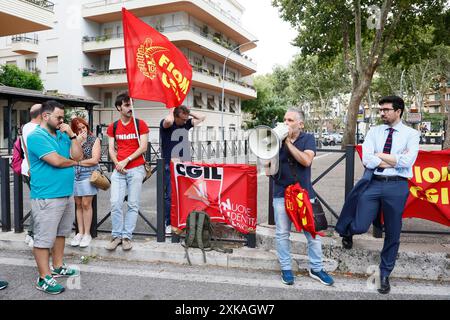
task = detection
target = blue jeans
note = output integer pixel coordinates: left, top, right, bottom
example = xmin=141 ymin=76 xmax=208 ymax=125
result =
xmin=273 ymin=197 xmax=323 ymax=272
xmin=110 ymin=165 xmax=146 ymax=240
xmin=164 ymin=164 xmax=171 ymax=226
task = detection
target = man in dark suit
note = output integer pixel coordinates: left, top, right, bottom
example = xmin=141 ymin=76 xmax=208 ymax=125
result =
xmin=336 ymin=96 xmax=420 ymax=294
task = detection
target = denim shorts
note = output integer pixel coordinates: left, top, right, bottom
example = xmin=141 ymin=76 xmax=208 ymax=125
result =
xmin=73 ymin=165 xmax=98 ymax=197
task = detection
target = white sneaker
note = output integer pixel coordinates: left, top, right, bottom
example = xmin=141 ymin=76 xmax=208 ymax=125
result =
xmin=79 ymin=234 xmax=92 ymax=248
xmin=28 ymin=237 xmax=34 ymax=248
xmin=70 ymin=233 xmax=83 ymax=247
xmin=25 ymin=234 xmax=32 ymax=244
xmin=165 ymin=225 xmax=172 ymax=234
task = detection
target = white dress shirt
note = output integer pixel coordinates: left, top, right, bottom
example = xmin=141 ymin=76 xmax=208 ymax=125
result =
xmin=362 ymin=121 xmax=420 ymax=178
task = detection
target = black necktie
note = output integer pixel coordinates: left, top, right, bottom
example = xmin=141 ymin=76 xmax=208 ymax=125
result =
xmin=376 ymin=127 xmax=395 ymax=173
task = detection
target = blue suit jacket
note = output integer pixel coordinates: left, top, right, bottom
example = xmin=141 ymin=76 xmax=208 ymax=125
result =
xmin=335 ymin=169 xmax=382 ymax=236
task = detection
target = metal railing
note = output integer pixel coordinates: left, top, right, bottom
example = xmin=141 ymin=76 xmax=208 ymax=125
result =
xmin=82 ymin=68 xmax=127 ymax=77
xmin=191 ymin=65 xmax=256 ymax=91
xmin=23 ymin=0 xmax=55 ymax=12
xmin=82 ymin=0 xmax=242 ymax=26
xmin=81 ymin=65 xmax=255 ymax=91
xmin=12 ymin=36 xmax=39 ymax=45
xmin=266 ymin=145 xmax=450 ymax=237
xmin=82 ymin=33 xmax=124 ymax=43
xmin=81 ymin=26 xmax=255 ymax=64
xmin=2 ymin=143 xmax=450 ymax=251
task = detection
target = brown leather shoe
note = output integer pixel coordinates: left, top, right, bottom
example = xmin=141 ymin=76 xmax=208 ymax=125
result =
xmin=122 ymin=238 xmax=133 ymax=251
xmin=105 ymin=237 xmax=122 ymax=251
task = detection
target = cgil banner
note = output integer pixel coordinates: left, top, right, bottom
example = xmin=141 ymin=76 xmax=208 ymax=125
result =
xmin=170 ymin=162 xmax=257 ymax=234
xmin=356 ymin=145 xmax=450 ymax=226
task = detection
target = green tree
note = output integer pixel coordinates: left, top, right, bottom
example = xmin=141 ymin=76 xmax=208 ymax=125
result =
xmin=422 ymin=112 xmax=445 ymax=132
xmin=290 ymin=55 xmax=350 ymax=138
xmin=241 ymin=74 xmax=287 ymax=128
xmin=273 ymin=0 xmax=448 ymax=146
xmin=0 ymin=64 xmax=44 ymax=90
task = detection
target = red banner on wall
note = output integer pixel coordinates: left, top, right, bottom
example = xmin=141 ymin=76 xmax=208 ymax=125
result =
xmin=355 ymin=145 xmax=450 ymax=226
xmin=170 ymin=162 xmax=258 ymax=234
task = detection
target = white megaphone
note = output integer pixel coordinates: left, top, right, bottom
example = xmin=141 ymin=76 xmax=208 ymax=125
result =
xmin=248 ymin=123 xmax=289 ymax=160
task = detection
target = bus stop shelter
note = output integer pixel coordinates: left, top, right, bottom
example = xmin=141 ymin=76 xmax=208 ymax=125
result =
xmin=0 ymin=85 xmax=101 ymax=155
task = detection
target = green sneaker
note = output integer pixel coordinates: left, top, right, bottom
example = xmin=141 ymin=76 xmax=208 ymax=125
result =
xmin=36 ymin=275 xmax=65 ymax=295
xmin=51 ymin=264 xmax=80 ymax=278
xmin=0 ymin=280 xmax=8 ymax=290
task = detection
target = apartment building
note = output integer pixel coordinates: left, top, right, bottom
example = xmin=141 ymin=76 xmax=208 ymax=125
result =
xmin=0 ymin=0 xmax=56 ymax=150
xmin=423 ymin=82 xmax=450 ymax=114
xmin=0 ymin=0 xmax=258 ymax=143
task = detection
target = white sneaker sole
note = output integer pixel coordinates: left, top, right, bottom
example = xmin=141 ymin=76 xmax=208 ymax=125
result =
xmin=35 ymin=285 xmax=65 ymax=294
xmin=309 ymin=271 xmax=334 ymax=286
xmin=51 ymin=273 xmax=80 ymax=279
xmin=281 ymin=279 xmax=294 ymax=285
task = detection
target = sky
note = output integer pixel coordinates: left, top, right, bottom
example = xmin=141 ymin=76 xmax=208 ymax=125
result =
xmin=239 ymin=0 xmax=299 ymax=75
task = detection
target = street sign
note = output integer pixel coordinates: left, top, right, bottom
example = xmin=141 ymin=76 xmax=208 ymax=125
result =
xmin=406 ymin=112 xmax=422 ymax=124
xmin=357 ymin=113 xmax=364 ymax=123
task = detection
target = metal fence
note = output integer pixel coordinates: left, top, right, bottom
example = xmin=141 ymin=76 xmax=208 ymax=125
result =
xmin=2 ymin=139 xmax=449 ymax=243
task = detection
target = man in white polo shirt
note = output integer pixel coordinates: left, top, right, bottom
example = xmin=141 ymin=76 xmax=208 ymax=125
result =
xmin=22 ymin=104 xmax=42 ymax=248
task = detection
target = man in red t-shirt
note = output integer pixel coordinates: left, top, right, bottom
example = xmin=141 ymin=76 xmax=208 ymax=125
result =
xmin=105 ymin=92 xmax=149 ymax=251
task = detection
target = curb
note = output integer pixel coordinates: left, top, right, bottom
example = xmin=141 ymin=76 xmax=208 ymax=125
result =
xmin=0 ymin=230 xmax=337 ymax=274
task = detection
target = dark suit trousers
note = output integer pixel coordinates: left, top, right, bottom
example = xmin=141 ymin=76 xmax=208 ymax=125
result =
xmin=349 ymin=179 xmax=409 ymax=277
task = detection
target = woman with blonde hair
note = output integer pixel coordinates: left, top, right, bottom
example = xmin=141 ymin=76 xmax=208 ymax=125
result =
xmin=70 ymin=117 xmax=101 ymax=248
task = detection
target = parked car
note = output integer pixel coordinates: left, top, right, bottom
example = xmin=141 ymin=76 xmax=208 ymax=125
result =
xmin=322 ymin=133 xmax=342 ymax=146
xmin=356 ymin=133 xmax=365 ymax=144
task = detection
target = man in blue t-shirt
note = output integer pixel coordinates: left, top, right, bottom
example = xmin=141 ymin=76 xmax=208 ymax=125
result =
xmin=160 ymin=105 xmax=206 ymax=232
xmin=27 ymin=100 xmax=83 ymax=295
xmin=271 ymin=108 xmax=334 ymax=287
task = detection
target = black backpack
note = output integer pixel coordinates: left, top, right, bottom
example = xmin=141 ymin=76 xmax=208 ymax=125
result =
xmin=112 ymin=118 xmax=141 ymax=137
xmin=182 ymin=211 xmax=232 ymax=265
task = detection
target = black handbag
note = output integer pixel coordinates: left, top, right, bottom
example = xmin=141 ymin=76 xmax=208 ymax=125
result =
xmin=286 ymin=147 xmax=329 ymax=232
xmin=311 ymin=200 xmax=328 ymax=232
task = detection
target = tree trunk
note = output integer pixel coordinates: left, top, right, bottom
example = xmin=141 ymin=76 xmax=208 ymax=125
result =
xmin=342 ymin=76 xmax=373 ymax=148
xmin=444 ymin=110 xmax=450 ymax=150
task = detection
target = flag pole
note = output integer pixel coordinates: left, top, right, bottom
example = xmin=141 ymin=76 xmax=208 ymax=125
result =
xmin=130 ymin=97 xmax=141 ymax=148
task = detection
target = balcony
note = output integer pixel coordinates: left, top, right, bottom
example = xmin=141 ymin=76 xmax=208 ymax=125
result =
xmin=82 ymin=25 xmax=257 ymax=75
xmin=11 ymin=36 xmax=39 ymax=54
xmin=82 ymin=33 xmax=124 ymax=55
xmin=81 ymin=69 xmax=127 ymax=88
xmin=81 ymin=67 xmax=256 ymax=99
xmin=81 ymin=0 xmax=256 ymax=50
xmin=0 ymin=0 xmax=55 ymax=36
xmin=191 ymin=65 xmax=256 ymax=100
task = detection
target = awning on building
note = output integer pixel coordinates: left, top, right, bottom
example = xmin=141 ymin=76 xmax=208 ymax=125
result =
xmin=0 ymin=85 xmax=101 ymax=154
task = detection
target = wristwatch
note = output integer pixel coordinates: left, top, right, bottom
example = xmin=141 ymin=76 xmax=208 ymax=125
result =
xmin=70 ymin=135 xmax=77 ymax=140
xmin=127 ymin=157 xmax=132 ymax=162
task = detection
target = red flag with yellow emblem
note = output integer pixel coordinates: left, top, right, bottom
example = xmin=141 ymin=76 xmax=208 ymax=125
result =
xmin=122 ymin=7 xmax=192 ymax=107
xmin=285 ymin=183 xmax=322 ymax=238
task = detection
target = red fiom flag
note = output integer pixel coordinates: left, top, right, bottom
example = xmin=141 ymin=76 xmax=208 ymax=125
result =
xmin=356 ymin=145 xmax=450 ymax=226
xmin=122 ymin=8 xmax=192 ymax=107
